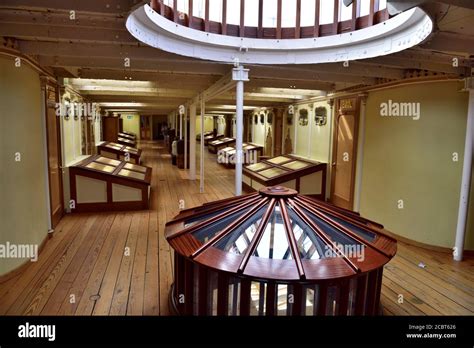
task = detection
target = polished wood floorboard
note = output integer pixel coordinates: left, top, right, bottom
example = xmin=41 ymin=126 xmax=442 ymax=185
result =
xmin=0 ymin=141 xmax=473 ymax=316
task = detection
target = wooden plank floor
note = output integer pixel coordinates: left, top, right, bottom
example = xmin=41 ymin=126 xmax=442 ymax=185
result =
xmin=0 ymin=140 xmax=473 ymax=316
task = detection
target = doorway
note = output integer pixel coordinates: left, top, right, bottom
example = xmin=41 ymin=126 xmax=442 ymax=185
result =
xmin=330 ymin=97 xmax=360 ymax=210
xmin=140 ymin=115 xmax=151 ymax=140
xmin=44 ymin=82 xmax=64 ymax=228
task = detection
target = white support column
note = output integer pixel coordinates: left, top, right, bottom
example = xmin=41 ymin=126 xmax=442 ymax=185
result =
xmin=184 ymin=106 xmax=188 ymax=170
xmin=200 ymin=96 xmax=205 ymax=193
xmin=326 ymin=99 xmax=335 ymax=201
xmin=454 ymin=78 xmax=474 ymax=261
xmin=232 ymin=66 xmax=250 ymax=196
xmin=190 ymin=103 xmax=197 ymax=180
xmin=179 ymin=108 xmax=183 ymax=139
xmin=353 ymin=93 xmax=368 ymax=212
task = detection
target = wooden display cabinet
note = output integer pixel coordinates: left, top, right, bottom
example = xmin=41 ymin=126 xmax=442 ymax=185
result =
xmin=243 ymin=155 xmax=327 ymax=200
xmin=217 ymin=143 xmax=264 ymax=167
xmin=69 ymin=155 xmax=151 ymax=212
xmin=97 ymin=141 xmax=142 ymax=164
xmin=208 ymin=137 xmax=235 ymax=154
xmin=117 ymin=136 xmax=136 ymax=147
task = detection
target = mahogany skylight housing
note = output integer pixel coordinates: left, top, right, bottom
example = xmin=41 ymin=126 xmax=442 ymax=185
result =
xmin=165 ymin=186 xmax=397 ymax=316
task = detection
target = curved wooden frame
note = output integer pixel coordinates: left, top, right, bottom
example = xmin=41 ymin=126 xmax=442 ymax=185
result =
xmin=150 ymin=0 xmax=389 ymax=40
xmin=165 ymin=186 xmax=397 ymax=316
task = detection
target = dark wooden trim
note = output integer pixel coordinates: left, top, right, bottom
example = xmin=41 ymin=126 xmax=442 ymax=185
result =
xmin=173 ymin=0 xmax=178 ymax=22
xmin=150 ymin=0 xmax=159 ymax=12
xmin=332 ymin=0 xmax=339 ymax=34
xmin=276 ymin=0 xmax=282 ymax=39
xmin=239 ymin=278 xmax=251 ymax=316
xmin=265 ymin=281 xmax=276 ymax=316
xmin=365 ymin=270 xmax=378 ymax=315
xmin=239 ymin=0 xmax=245 ymax=37
xmin=314 ymin=0 xmax=320 ymax=37
xmin=198 ymin=266 xmax=209 ymax=315
xmin=295 ymin=0 xmax=301 ymax=39
xmin=217 ymin=272 xmax=229 ymax=315
xmin=355 ymin=274 xmax=368 ymax=315
xmin=317 ymin=282 xmax=328 ymax=315
xmin=337 ymin=279 xmax=350 ymax=315
xmin=351 ymin=0 xmax=357 ymax=31
xmin=222 ymin=0 xmax=227 ymax=35
xmin=257 ymin=0 xmax=263 ymax=38
xmin=184 ymin=258 xmax=195 ymax=315
xmin=160 ymin=0 xmax=165 ymax=16
xmin=188 ymin=0 xmax=193 ymax=27
xmin=291 ymin=283 xmax=303 ymax=315
xmin=368 ymin=0 xmax=375 ymax=26
xmin=204 ymin=0 xmax=210 ymax=32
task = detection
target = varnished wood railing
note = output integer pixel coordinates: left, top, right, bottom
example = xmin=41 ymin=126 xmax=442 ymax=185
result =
xmin=149 ymin=0 xmax=389 ymax=39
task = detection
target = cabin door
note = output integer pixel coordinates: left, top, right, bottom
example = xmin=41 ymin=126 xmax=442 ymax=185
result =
xmin=44 ymin=82 xmax=64 ymax=228
xmin=330 ymin=97 xmax=360 ymax=210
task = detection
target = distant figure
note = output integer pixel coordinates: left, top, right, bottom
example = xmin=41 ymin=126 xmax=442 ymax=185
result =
xmin=213 ymin=128 xmax=217 ymax=137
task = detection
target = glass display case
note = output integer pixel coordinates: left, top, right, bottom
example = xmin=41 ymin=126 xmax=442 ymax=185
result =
xmin=97 ymin=141 xmax=142 ymax=164
xmin=243 ymin=154 xmax=327 ymax=200
xmin=207 ymin=137 xmax=235 ymax=154
xmin=69 ymin=155 xmax=151 ymax=212
xmin=196 ymin=131 xmax=213 ymax=141
xmin=118 ymin=131 xmax=136 ymax=140
xmin=117 ymin=136 xmax=137 ymax=147
xmin=165 ymin=186 xmax=397 ymax=316
xmin=217 ymin=143 xmax=264 ymax=166
xmin=203 ymin=134 xmax=224 ymax=145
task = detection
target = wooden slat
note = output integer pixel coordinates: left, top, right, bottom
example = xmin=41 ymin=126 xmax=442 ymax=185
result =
xmin=295 ymin=0 xmax=301 ymax=39
xmin=258 ymin=0 xmax=263 ymax=38
xmin=239 ymin=0 xmax=245 ymax=37
xmin=204 ymin=0 xmax=210 ymax=32
xmin=332 ymin=0 xmax=339 ymax=34
xmin=222 ymin=0 xmax=227 ymax=35
xmin=276 ymin=0 xmax=282 ymax=39
xmin=314 ymin=0 xmax=320 ymax=37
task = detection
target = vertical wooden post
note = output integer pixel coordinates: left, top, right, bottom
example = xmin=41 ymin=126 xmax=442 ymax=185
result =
xmin=240 ymin=0 xmax=245 ymax=37
xmin=189 ymin=0 xmax=194 ymax=28
xmin=222 ymin=0 xmax=228 ymax=35
xmin=205 ymin=0 xmax=210 ymax=32
xmin=368 ymin=0 xmax=375 ymax=26
xmin=295 ymin=0 xmax=301 ymax=38
xmin=276 ymin=0 xmax=282 ymax=39
xmin=160 ymin=0 xmax=165 ymax=15
xmin=333 ymin=0 xmax=339 ymax=34
xmin=258 ymin=0 xmax=264 ymax=38
xmin=351 ymin=0 xmax=357 ymax=31
xmin=150 ymin=0 xmax=159 ymax=12
xmin=173 ymin=0 xmax=178 ymax=22
xmin=314 ymin=0 xmax=320 ymax=37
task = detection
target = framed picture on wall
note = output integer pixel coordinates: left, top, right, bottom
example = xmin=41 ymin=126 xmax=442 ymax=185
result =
xmin=267 ymin=112 xmax=273 ymax=125
xmin=254 ymin=114 xmax=258 ymax=124
xmin=314 ymin=106 xmax=328 ymax=126
xmin=298 ymin=109 xmax=308 ymax=126
xmin=260 ymin=113 xmax=265 ymax=124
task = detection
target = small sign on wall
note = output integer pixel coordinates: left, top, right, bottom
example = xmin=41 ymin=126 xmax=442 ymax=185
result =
xmin=127 ymin=115 xmax=133 ymax=119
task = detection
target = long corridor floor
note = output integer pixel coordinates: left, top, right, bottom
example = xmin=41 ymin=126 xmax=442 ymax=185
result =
xmin=0 ymin=141 xmax=473 ymax=315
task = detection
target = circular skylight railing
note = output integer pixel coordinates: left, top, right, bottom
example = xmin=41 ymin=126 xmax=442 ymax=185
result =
xmin=127 ymin=0 xmax=433 ymax=64
xmin=165 ymin=186 xmax=397 ymax=316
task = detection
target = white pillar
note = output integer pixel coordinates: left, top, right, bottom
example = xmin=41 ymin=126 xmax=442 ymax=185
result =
xmin=200 ymin=97 xmax=205 ymax=193
xmin=353 ymin=93 xmax=368 ymax=212
xmin=179 ymin=109 xmax=183 ymax=139
xmin=232 ymin=66 xmax=249 ymax=196
xmin=454 ymin=79 xmax=474 ymax=261
xmin=184 ymin=107 xmax=188 ymax=170
xmin=190 ymin=103 xmax=196 ymax=180
xmin=326 ymin=99 xmax=335 ymax=200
